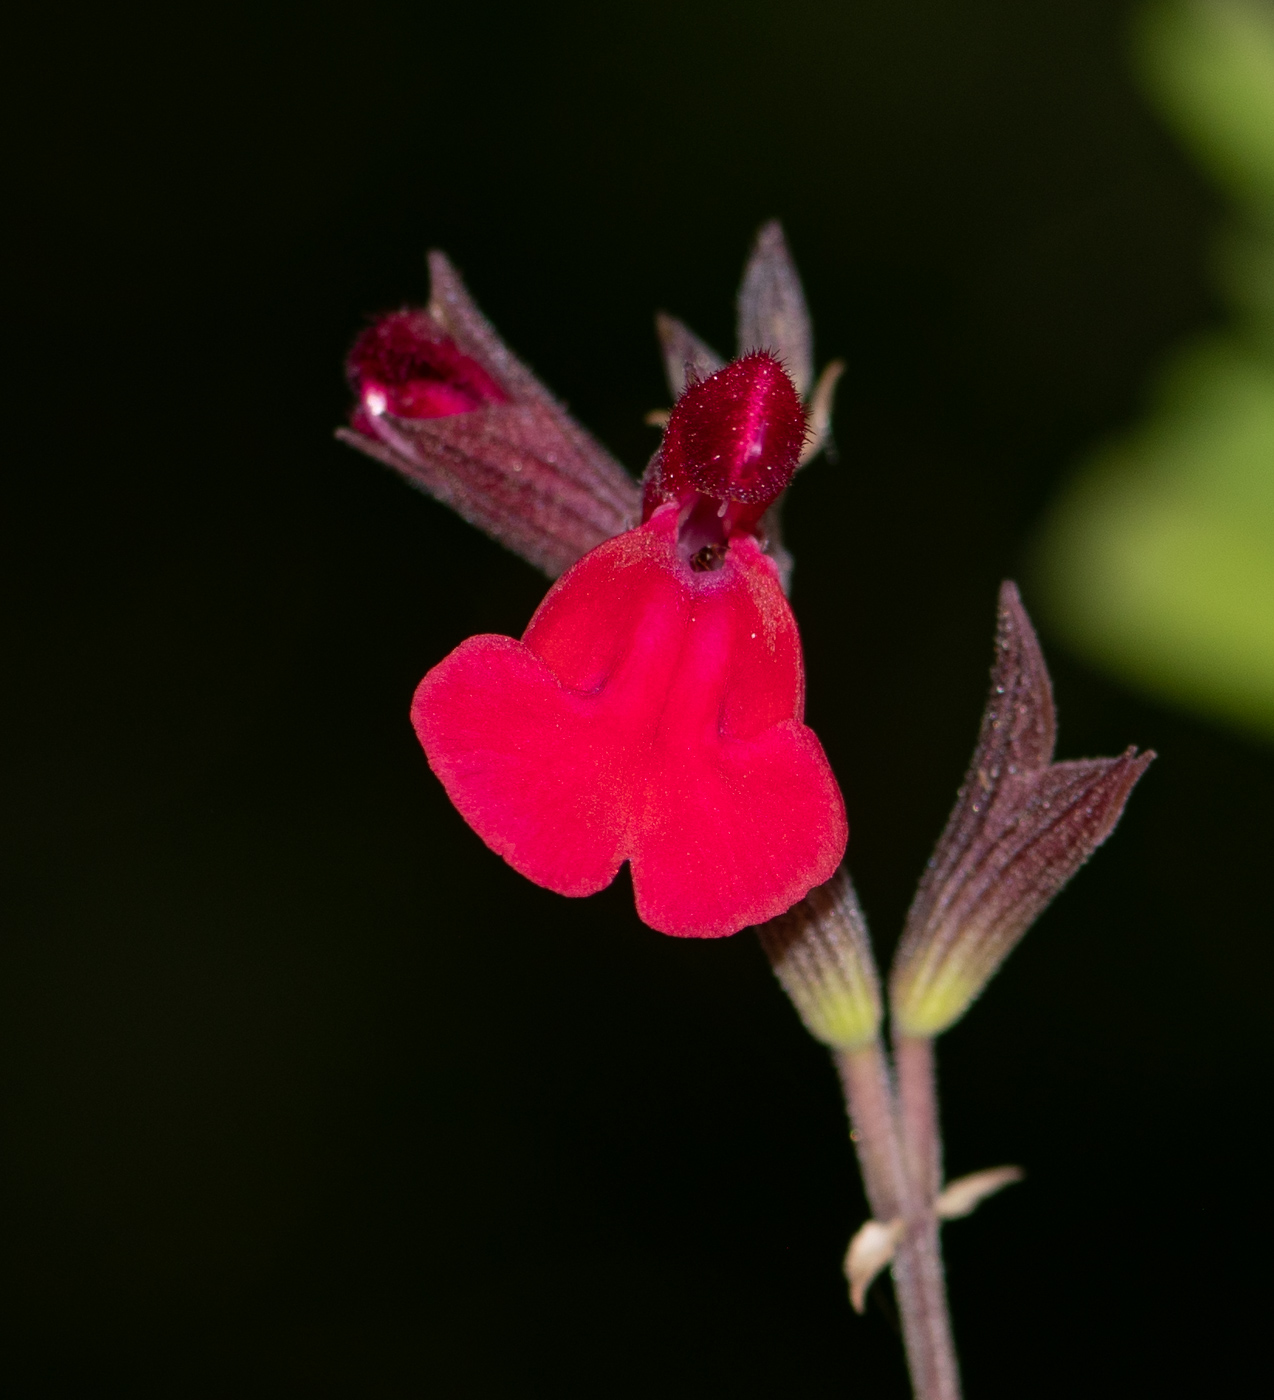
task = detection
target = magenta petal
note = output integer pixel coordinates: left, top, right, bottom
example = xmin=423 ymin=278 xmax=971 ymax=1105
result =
xmin=660 ymin=352 xmax=807 ymax=505
xmin=347 ymin=310 xmax=508 ymax=418
xmin=634 ymin=717 xmax=847 ymax=936
xmin=412 ymin=509 xmax=847 ymax=938
xmin=412 ymin=635 xmax=627 ymax=897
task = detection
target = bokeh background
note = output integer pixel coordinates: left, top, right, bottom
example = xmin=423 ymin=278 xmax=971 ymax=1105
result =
xmin=5 ymin=0 xmax=1272 ymax=1394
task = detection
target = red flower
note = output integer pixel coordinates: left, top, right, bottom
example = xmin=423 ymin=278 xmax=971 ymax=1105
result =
xmin=340 ymin=227 xmax=849 ymax=937
xmin=412 ymin=353 xmax=847 ymax=937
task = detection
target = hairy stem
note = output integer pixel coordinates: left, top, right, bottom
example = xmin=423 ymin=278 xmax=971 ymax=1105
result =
xmin=895 ymin=1033 xmax=943 ymax=1202
xmin=835 ymin=1041 xmax=906 ymax=1220
xmin=892 ymin=1034 xmax=961 ymax=1400
xmin=835 ymin=1039 xmax=961 ymax=1400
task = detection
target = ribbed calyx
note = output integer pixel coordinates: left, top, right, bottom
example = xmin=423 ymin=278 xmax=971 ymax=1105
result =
xmin=338 ymin=252 xmax=639 ymax=579
xmin=757 ymin=867 xmax=882 ymax=1050
xmin=890 ymin=582 xmax=1154 ymax=1038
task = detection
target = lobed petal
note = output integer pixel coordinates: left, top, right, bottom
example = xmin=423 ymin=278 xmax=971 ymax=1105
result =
xmin=412 ymin=634 xmax=627 ymax=898
xmin=412 ymin=509 xmax=846 ymax=937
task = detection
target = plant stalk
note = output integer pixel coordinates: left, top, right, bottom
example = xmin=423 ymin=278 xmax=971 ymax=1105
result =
xmin=892 ymin=1034 xmax=961 ymax=1400
xmin=836 ymin=1038 xmax=961 ymax=1400
xmin=834 ymin=1041 xmax=904 ymax=1222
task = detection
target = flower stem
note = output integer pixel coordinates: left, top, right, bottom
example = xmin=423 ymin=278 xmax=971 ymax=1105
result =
xmin=834 ymin=1041 xmax=905 ymax=1223
xmin=895 ymin=1034 xmax=943 ymax=1202
xmin=893 ymin=1034 xmax=961 ymax=1400
xmin=835 ymin=1038 xmax=962 ymax=1400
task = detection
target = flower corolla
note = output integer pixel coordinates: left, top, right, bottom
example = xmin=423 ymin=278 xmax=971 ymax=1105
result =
xmin=341 ymin=228 xmax=848 ymax=936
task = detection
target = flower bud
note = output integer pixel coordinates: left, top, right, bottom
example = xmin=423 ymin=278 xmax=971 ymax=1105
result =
xmin=890 ymin=582 xmax=1154 ymax=1038
xmin=758 ymin=867 xmax=882 ymax=1050
xmin=640 ymin=224 xmax=840 ymax=590
xmin=338 ymin=252 xmax=639 ymax=579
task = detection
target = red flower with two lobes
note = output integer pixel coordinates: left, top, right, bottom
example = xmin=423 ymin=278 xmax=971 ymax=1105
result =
xmin=411 ymin=352 xmax=847 ymax=938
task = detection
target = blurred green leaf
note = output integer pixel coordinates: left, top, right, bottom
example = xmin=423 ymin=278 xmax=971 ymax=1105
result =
xmin=1035 ymin=0 xmax=1274 ymax=739
xmin=1137 ymin=0 xmax=1274 ymax=213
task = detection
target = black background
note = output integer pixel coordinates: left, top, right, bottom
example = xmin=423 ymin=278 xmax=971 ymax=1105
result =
xmin=5 ymin=1 xmax=1271 ymax=1394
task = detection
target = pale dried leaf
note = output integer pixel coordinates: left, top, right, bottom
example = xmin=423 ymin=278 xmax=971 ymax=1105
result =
xmin=798 ymin=358 xmax=845 ymax=466
xmin=935 ymin=1166 xmax=1024 ymax=1221
xmin=844 ymin=1217 xmax=904 ymax=1314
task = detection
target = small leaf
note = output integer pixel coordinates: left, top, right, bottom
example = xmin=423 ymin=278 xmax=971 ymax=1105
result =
xmin=935 ymin=1166 xmax=1024 ymax=1221
xmin=798 ymin=358 xmax=846 ymax=466
xmin=844 ymin=1217 xmax=904 ymax=1314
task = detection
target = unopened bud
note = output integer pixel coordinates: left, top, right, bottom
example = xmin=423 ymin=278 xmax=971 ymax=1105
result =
xmin=758 ymin=868 xmax=882 ymax=1051
xmin=338 ymin=252 xmax=639 ymax=579
xmin=890 ymin=582 xmax=1154 ymax=1038
xmin=347 ymin=309 xmax=508 ymax=424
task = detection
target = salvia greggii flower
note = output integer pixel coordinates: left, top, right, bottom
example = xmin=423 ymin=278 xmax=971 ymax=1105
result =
xmin=757 ymin=867 xmax=882 ymax=1051
xmin=890 ymin=582 xmax=1155 ymax=1037
xmin=413 ymin=352 xmax=847 ymax=937
xmin=340 ymin=227 xmax=847 ymax=937
xmin=339 ymin=251 xmax=640 ymax=579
